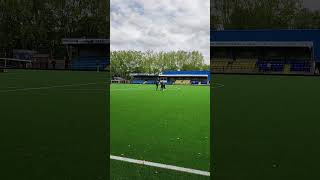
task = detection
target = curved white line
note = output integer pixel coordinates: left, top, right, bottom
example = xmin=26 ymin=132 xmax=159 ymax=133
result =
xmin=211 ymin=83 xmax=225 ymax=89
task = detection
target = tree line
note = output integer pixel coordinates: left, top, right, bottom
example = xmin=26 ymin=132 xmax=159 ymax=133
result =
xmin=211 ymin=0 xmax=320 ymax=29
xmin=111 ymin=50 xmax=209 ymax=79
xmin=0 ymin=0 xmax=109 ymax=56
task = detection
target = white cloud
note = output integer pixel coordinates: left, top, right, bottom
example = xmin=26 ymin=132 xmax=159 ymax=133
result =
xmin=111 ymin=0 xmax=210 ymax=64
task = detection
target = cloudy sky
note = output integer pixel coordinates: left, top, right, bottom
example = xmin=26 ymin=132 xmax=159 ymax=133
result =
xmin=110 ymin=0 xmax=210 ymax=64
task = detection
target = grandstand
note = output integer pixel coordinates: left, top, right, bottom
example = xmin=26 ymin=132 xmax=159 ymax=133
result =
xmin=211 ymin=30 xmax=320 ymax=180
xmin=129 ymin=71 xmax=210 ymax=85
xmin=128 ymin=73 xmax=159 ymax=84
xmin=1 ymin=38 xmax=111 ymax=72
xmin=211 ymin=30 xmax=320 ymax=75
xmin=160 ymin=71 xmax=210 ymax=85
xmin=62 ymin=38 xmax=109 ymax=71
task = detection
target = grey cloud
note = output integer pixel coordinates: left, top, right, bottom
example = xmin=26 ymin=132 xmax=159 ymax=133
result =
xmin=110 ymin=0 xmax=210 ymax=64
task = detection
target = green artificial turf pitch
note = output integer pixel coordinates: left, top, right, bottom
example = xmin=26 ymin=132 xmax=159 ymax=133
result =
xmin=212 ymin=74 xmax=320 ymax=180
xmin=0 ymin=69 xmax=108 ymax=179
xmin=110 ymin=84 xmax=210 ymax=180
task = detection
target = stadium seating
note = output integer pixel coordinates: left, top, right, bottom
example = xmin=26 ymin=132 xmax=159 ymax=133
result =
xmin=70 ymin=56 xmax=108 ymax=70
xmin=131 ymin=80 xmax=144 ymax=84
xmin=211 ymin=60 xmax=229 ymax=73
xmin=191 ymin=80 xmax=199 ymax=85
xmin=229 ymin=60 xmax=257 ymax=72
xmin=256 ymin=59 xmax=313 ymax=73
xmin=211 ymin=59 xmax=257 ymax=73
xmin=174 ymin=80 xmax=190 ymax=85
xmin=201 ymin=80 xmax=208 ymax=85
xmin=289 ymin=61 xmax=311 ymax=72
xmin=145 ymin=80 xmax=156 ymax=84
xmin=257 ymin=59 xmax=285 ymax=72
xmin=283 ymin=64 xmax=290 ymax=73
xmin=212 ymin=58 xmax=313 ymax=74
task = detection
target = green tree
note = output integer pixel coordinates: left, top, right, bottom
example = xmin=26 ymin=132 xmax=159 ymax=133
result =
xmin=0 ymin=0 xmax=109 ymax=55
xmin=111 ymin=50 xmax=208 ymax=79
xmin=211 ymin=0 xmax=313 ymax=29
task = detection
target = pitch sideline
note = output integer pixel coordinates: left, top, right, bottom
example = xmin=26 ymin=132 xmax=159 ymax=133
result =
xmin=0 ymin=82 xmax=104 ymax=93
xmin=110 ymin=155 xmax=210 ymax=177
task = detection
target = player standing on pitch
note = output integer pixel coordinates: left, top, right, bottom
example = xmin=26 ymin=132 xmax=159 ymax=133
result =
xmin=156 ymin=79 xmax=159 ymax=90
xmin=160 ymin=80 xmax=165 ymax=91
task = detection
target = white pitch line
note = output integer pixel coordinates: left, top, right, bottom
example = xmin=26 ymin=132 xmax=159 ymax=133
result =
xmin=111 ymin=86 xmax=181 ymax=92
xmin=110 ymin=155 xmax=210 ymax=177
xmin=111 ymin=87 xmax=151 ymax=91
xmin=0 ymin=82 xmax=103 ymax=93
xmin=211 ymin=83 xmax=225 ymax=89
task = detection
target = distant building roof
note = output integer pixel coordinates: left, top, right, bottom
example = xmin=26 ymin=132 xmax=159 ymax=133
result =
xmin=211 ymin=29 xmax=320 ymax=42
xmin=212 ymin=41 xmax=313 ymax=47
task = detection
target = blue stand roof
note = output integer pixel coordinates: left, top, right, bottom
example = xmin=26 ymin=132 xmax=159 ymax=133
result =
xmin=211 ymin=30 xmax=320 ymax=61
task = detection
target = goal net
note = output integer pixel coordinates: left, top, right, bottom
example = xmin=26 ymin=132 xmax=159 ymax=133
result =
xmin=0 ymin=58 xmax=32 ymax=72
